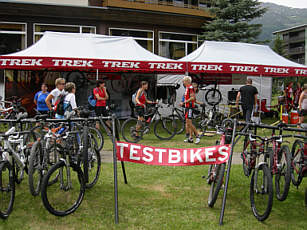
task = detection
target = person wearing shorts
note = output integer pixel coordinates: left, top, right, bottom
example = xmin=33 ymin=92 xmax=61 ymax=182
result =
xmin=180 ymin=76 xmax=200 ymax=144
xmin=134 ymin=81 xmax=155 ymax=138
xmin=298 ymin=84 xmax=307 ymax=124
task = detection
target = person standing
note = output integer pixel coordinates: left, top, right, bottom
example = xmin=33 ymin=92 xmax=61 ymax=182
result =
xmin=93 ymin=80 xmax=109 ymax=129
xmin=180 ymin=76 xmax=200 ymax=144
xmin=298 ymin=84 xmax=307 ymax=124
xmin=34 ymin=83 xmax=49 ymax=114
xmin=45 ymin=78 xmax=66 ymax=117
xmin=236 ymin=79 xmax=258 ymax=122
xmin=294 ymin=82 xmax=302 ymax=108
xmin=284 ymin=82 xmax=294 ymax=112
xmin=134 ymin=81 xmax=155 ymax=139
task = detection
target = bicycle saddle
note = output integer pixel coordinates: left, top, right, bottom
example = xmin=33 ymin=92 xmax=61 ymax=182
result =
xmin=300 ymin=123 xmax=307 ymax=129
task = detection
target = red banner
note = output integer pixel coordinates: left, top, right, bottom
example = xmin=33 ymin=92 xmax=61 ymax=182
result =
xmin=0 ymin=56 xmax=186 ymax=73
xmin=116 ymin=142 xmax=230 ymax=166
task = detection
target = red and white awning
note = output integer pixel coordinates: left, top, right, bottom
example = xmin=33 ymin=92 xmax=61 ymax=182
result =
xmin=180 ymin=41 xmax=307 ymax=77
xmin=0 ymin=32 xmax=185 ymax=73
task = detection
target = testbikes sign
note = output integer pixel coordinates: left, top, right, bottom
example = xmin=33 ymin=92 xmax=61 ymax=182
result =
xmin=116 ymin=142 xmax=230 ymax=166
xmin=0 ymin=57 xmax=185 ymax=73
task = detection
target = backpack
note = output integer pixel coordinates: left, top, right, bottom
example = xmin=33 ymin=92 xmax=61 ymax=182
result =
xmin=131 ymin=91 xmax=137 ymax=105
xmin=54 ymin=94 xmax=66 ymax=116
xmin=88 ymin=88 xmax=97 ymax=110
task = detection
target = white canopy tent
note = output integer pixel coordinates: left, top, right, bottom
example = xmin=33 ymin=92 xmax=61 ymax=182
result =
xmin=180 ymin=41 xmax=307 ymax=77
xmin=0 ymin=32 xmax=185 ymax=73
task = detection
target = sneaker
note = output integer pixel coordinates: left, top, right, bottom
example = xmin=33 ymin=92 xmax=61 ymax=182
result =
xmin=195 ymin=137 xmax=200 ymax=144
xmin=184 ymin=138 xmax=193 ymax=143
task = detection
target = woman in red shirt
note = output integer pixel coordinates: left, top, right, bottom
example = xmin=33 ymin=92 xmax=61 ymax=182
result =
xmin=94 ymin=80 xmax=109 ymax=129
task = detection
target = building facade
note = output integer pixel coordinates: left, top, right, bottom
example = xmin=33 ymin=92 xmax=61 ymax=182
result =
xmin=273 ymin=24 xmax=307 ymax=65
xmin=0 ymin=0 xmax=213 ymax=58
xmin=0 ymin=0 xmax=213 ymax=116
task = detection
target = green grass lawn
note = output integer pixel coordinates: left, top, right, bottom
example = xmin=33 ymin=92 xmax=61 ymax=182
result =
xmin=1 ymin=117 xmax=307 ymax=229
xmin=1 ymin=163 xmax=306 ymax=230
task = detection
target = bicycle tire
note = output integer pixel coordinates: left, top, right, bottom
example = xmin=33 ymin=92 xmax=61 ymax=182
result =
xmin=205 ymin=88 xmax=222 ymax=106
xmin=169 ymin=115 xmax=185 ymax=135
xmin=41 ymin=160 xmax=85 ymax=216
xmin=242 ymin=136 xmax=251 ymax=177
xmin=88 ymin=127 xmax=104 ymax=152
xmin=153 ymin=117 xmax=177 ymax=140
xmin=208 ymin=163 xmax=226 ymax=208
xmin=0 ymin=161 xmax=15 ymax=219
xmin=290 ymin=140 xmax=304 ymax=187
xmin=28 ymin=141 xmax=44 ymax=196
xmin=121 ymin=118 xmax=143 ymax=143
xmin=85 ymin=136 xmax=101 ymax=189
xmin=275 ymin=145 xmax=291 ymax=201
xmin=250 ymin=163 xmax=273 ymax=221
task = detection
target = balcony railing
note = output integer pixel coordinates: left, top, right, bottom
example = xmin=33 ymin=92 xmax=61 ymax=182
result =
xmin=289 ymin=46 xmax=305 ymax=54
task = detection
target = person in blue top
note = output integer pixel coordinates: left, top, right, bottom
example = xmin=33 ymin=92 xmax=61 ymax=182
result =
xmin=34 ymin=83 xmax=50 ymax=114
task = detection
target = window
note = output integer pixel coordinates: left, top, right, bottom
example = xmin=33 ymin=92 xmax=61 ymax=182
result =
xmin=109 ymin=28 xmax=154 ymax=52
xmin=0 ymin=22 xmax=27 ymax=55
xmin=159 ymin=32 xmax=198 ymax=59
xmin=34 ymin=23 xmax=96 ymax=42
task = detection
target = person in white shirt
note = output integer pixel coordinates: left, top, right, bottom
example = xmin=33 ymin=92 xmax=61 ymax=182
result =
xmin=45 ymin=78 xmax=66 ymax=116
xmin=63 ymin=82 xmax=77 ymax=112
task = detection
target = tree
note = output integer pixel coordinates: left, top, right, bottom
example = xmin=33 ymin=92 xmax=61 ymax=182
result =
xmin=272 ymin=34 xmax=285 ymax=56
xmin=199 ymin=0 xmax=267 ymax=42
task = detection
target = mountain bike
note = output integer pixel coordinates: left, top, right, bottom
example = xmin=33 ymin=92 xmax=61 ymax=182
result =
xmin=121 ymin=102 xmax=177 ymax=143
xmin=206 ymin=119 xmax=233 ymax=207
xmin=239 ymin=130 xmax=273 ymax=221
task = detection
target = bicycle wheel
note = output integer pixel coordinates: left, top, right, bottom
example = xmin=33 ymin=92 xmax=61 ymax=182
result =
xmin=250 ymin=163 xmax=273 ymax=221
xmin=85 ymin=136 xmax=101 ymax=189
xmin=153 ymin=117 xmax=177 ymax=140
xmin=205 ymin=88 xmax=222 ymax=106
xmin=290 ymin=140 xmax=304 ymax=187
xmin=242 ymin=136 xmax=251 ymax=177
xmin=41 ymin=160 xmax=85 ymax=216
xmin=0 ymin=161 xmax=15 ymax=219
xmin=88 ymin=127 xmax=104 ymax=152
xmin=275 ymin=145 xmax=291 ymax=201
xmin=28 ymin=141 xmax=44 ymax=196
xmin=208 ymin=163 xmax=226 ymax=208
xmin=169 ymin=115 xmax=185 ymax=135
xmin=121 ymin=118 xmax=143 ymax=143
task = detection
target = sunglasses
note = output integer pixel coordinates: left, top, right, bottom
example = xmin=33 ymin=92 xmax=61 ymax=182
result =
xmin=59 ymin=82 xmax=65 ymax=85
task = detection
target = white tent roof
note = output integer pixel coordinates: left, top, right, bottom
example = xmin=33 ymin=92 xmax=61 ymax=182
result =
xmin=0 ymin=32 xmax=185 ymax=73
xmin=181 ymin=41 xmax=307 ymax=77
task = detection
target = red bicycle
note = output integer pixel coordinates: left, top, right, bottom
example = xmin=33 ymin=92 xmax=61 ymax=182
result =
xmin=206 ymin=119 xmax=233 ymax=208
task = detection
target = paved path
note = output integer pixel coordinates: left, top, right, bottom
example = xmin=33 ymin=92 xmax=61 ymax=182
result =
xmin=101 ymin=150 xmax=243 ymax=165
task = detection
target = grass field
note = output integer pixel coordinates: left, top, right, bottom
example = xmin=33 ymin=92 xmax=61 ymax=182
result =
xmin=1 ymin=117 xmax=307 ymax=230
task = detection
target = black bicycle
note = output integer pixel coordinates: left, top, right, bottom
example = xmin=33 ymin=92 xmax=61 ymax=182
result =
xmin=121 ymin=102 xmax=177 ymax=143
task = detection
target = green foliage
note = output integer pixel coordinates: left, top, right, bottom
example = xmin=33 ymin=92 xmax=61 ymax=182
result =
xmin=200 ymin=0 xmax=267 ymax=42
xmin=273 ymin=35 xmax=285 ymax=56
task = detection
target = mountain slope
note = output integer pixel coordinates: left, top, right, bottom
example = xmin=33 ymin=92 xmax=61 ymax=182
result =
xmin=252 ymin=2 xmax=307 ymax=42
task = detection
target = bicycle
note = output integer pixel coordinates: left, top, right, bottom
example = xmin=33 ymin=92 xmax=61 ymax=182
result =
xmin=121 ymin=102 xmax=177 ymax=143
xmin=242 ymin=123 xmax=292 ymax=201
xmin=206 ymin=119 xmax=233 ymax=208
xmin=239 ymin=130 xmax=273 ymax=221
xmin=198 ymin=81 xmax=222 ymax=106
xmin=291 ymin=129 xmax=307 ymax=188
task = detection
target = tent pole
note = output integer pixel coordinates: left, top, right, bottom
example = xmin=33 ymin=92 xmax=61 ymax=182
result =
xmin=258 ymin=74 xmax=262 ymax=124
xmin=96 ymin=69 xmax=99 ymax=80
xmin=112 ymin=114 xmax=119 ymax=224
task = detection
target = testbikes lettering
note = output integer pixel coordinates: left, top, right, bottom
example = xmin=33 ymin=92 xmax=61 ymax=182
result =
xmin=116 ymin=142 xmax=230 ymax=166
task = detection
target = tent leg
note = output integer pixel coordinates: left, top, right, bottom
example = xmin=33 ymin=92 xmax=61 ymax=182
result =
xmin=96 ymin=69 xmax=99 ymax=80
xmin=112 ymin=115 xmax=119 ymax=224
xmin=219 ymin=119 xmax=238 ymax=225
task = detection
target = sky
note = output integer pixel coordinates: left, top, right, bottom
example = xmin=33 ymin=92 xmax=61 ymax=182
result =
xmin=260 ymin=0 xmax=307 ymax=8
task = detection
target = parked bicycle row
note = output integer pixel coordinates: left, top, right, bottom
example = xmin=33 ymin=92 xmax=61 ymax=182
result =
xmin=0 ymin=108 xmax=119 ymax=219
xmin=206 ymin=119 xmax=307 ymax=222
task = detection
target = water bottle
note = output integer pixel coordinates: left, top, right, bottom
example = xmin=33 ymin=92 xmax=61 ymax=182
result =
xmin=58 ymin=127 xmax=65 ymax=135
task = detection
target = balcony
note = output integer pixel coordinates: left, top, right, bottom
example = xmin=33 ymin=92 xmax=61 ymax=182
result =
xmin=289 ymin=46 xmax=305 ymax=55
xmin=102 ymin=0 xmax=213 ymax=18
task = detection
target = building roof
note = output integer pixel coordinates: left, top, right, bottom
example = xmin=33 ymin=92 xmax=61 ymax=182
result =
xmin=273 ymin=24 xmax=307 ymax=34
